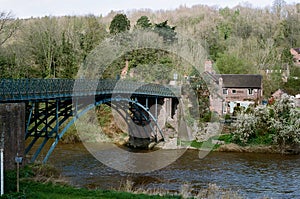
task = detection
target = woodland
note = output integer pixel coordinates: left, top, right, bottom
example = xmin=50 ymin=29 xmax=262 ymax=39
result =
xmin=0 ymin=0 xmax=299 ymax=97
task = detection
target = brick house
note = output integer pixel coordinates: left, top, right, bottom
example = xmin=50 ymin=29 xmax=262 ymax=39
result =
xmin=217 ymin=74 xmax=263 ymax=114
xmin=204 ymin=61 xmax=263 ymax=115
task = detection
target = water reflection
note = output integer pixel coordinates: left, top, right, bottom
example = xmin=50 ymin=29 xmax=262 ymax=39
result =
xmin=84 ymin=142 xmax=186 ymax=173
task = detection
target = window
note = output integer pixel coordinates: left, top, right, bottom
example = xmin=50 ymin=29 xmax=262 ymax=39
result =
xmin=232 ymin=89 xmax=236 ymax=94
xmin=248 ymin=89 xmax=254 ymax=95
xmin=223 ymin=89 xmax=228 ymax=95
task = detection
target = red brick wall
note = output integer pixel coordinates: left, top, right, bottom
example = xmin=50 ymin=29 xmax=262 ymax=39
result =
xmin=223 ymin=88 xmax=262 ymax=103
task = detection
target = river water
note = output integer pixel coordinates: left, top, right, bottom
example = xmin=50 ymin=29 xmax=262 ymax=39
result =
xmin=48 ymin=142 xmax=300 ymax=198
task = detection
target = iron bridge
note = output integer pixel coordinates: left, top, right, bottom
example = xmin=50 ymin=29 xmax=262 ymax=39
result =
xmin=0 ymin=79 xmax=180 ymax=163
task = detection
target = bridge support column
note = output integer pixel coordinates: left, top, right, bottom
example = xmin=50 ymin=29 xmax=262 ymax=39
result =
xmin=0 ymin=103 xmax=25 ymax=170
xmin=164 ymin=98 xmax=172 ymax=119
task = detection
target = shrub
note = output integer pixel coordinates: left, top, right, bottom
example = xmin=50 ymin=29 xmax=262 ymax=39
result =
xmin=232 ymin=94 xmax=300 ymax=148
xmin=270 ymin=95 xmax=300 ymax=148
xmin=232 ymin=112 xmax=257 ymax=145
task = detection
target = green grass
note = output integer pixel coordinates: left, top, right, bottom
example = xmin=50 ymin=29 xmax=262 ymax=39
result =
xmin=1 ymin=181 xmax=180 ymax=199
xmin=216 ymin=134 xmax=233 ymax=144
xmin=184 ymin=134 xmax=234 ymax=150
xmin=1 ymin=166 xmax=180 ymax=199
xmin=8 ymin=181 xmax=178 ymax=199
xmin=247 ymin=133 xmax=274 ymax=146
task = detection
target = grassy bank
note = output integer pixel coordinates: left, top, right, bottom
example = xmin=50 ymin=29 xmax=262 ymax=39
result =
xmin=1 ymin=165 xmax=178 ymax=199
xmin=2 ymin=181 xmax=180 ymax=199
xmin=1 ymin=164 xmax=243 ymax=199
xmin=179 ymin=134 xmax=233 ymax=151
xmin=185 ymin=133 xmax=300 ymax=154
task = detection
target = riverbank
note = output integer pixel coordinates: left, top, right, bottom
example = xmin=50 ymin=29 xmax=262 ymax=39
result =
xmin=1 ymin=163 xmax=243 ymax=199
xmin=1 ymin=165 xmax=179 ymax=199
xmin=169 ymin=133 xmax=300 ymax=155
xmin=216 ymin=143 xmax=300 ymax=155
xmin=3 ymin=181 xmax=185 ymax=199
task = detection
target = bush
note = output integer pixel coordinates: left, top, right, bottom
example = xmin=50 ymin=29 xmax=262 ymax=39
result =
xmin=232 ymin=94 xmax=300 ymax=149
xmin=270 ymin=95 xmax=300 ymax=149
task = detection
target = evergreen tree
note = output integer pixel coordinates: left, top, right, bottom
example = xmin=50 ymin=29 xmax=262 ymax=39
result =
xmin=135 ymin=16 xmax=152 ymax=29
xmin=153 ymin=20 xmax=177 ymax=43
xmin=109 ymin=14 xmax=130 ymax=34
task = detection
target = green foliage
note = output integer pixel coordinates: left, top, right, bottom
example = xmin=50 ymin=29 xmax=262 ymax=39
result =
xmin=283 ymin=78 xmax=300 ymax=95
xmin=0 ymin=3 xmax=299 ymax=97
xmin=0 ymin=48 xmax=16 ymax=78
xmin=283 ymin=67 xmax=300 ymax=95
xmin=79 ymin=15 xmax=108 ymax=60
xmin=217 ymin=134 xmax=233 ymax=144
xmin=262 ymin=72 xmax=283 ymax=97
xmin=217 ymin=22 xmax=232 ymax=40
xmin=130 ymin=64 xmax=173 ymax=83
xmin=190 ymin=140 xmax=203 ymax=148
xmin=215 ymin=53 xmax=253 ymax=74
xmin=1 ymin=181 xmax=178 ymax=199
xmin=109 ymin=14 xmax=130 ymax=34
xmin=153 ymin=20 xmax=177 ymax=43
xmin=189 ymin=68 xmax=211 ymax=121
xmin=135 ymin=16 xmax=152 ymax=29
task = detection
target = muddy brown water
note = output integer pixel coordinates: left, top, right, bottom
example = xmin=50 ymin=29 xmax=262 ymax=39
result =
xmin=48 ymin=142 xmax=300 ymax=198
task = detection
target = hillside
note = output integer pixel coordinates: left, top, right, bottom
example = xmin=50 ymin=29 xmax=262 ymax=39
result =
xmin=0 ymin=2 xmax=299 ymax=96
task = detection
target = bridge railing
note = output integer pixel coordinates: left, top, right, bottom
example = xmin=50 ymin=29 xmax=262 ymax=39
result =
xmin=0 ymin=79 xmax=181 ymax=102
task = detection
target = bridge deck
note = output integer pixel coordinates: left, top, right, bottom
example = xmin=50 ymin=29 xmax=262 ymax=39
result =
xmin=0 ymin=79 xmax=180 ymax=102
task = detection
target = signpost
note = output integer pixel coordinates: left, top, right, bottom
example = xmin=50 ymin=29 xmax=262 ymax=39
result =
xmin=15 ymin=155 xmax=22 ymax=193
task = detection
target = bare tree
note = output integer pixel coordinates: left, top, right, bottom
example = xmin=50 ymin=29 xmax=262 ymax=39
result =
xmin=0 ymin=11 xmax=19 ymax=46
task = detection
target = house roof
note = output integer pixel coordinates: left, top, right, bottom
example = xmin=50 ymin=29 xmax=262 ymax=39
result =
xmin=293 ymin=48 xmax=300 ymax=54
xmin=216 ymin=74 xmax=262 ymax=88
xmin=272 ymin=89 xmax=286 ymax=98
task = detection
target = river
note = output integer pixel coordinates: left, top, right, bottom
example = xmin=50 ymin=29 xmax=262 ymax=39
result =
xmin=48 ymin=142 xmax=300 ymax=198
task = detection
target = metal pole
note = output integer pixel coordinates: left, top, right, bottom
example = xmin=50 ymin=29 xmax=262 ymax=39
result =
xmin=155 ymin=97 xmax=158 ymax=136
xmin=0 ymin=148 xmax=3 ymax=196
xmin=0 ymin=118 xmax=4 ymax=196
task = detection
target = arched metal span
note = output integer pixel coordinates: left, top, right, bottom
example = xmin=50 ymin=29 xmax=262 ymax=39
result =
xmin=0 ymin=78 xmax=180 ymax=163
xmin=27 ymin=97 xmax=164 ymax=163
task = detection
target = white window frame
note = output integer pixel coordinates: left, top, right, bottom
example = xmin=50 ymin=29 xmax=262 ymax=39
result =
xmin=232 ymin=89 xmax=237 ymax=94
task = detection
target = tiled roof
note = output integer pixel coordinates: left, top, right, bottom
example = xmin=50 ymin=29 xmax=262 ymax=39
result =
xmin=215 ymin=74 xmax=262 ymax=88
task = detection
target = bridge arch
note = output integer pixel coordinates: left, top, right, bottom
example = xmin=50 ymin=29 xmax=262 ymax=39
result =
xmin=29 ymin=96 xmax=164 ymax=163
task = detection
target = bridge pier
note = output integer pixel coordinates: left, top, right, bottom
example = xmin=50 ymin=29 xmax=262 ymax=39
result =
xmin=0 ymin=103 xmax=25 ymax=170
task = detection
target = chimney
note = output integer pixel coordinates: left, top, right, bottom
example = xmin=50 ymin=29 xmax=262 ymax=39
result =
xmin=205 ymin=60 xmax=214 ymax=74
xmin=121 ymin=60 xmax=129 ymax=79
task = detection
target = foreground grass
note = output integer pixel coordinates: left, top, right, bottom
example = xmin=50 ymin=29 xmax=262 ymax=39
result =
xmin=1 ymin=164 xmax=243 ymax=199
xmin=1 ymin=181 xmax=179 ymax=199
xmin=179 ymin=134 xmax=233 ymax=150
xmin=1 ymin=165 xmax=178 ymax=199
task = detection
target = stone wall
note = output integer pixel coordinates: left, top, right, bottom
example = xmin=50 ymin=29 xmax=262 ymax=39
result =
xmin=0 ymin=103 xmax=25 ymax=170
